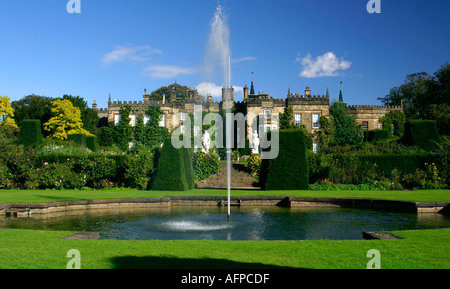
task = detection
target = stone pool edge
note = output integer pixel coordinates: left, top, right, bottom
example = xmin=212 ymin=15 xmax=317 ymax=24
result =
xmin=0 ymin=196 xmax=449 ymax=216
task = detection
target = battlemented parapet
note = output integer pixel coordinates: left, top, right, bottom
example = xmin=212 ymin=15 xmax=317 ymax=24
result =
xmin=91 ymin=83 xmax=402 ymax=138
xmin=348 ymin=104 xmax=403 ymax=131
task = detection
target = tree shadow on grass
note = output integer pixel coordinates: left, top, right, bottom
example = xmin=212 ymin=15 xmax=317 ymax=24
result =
xmin=110 ymin=255 xmax=297 ymax=269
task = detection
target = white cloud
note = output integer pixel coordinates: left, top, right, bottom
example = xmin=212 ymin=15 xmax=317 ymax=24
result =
xmin=101 ymin=45 xmax=163 ymax=65
xmin=144 ymin=65 xmax=197 ymax=79
xmin=296 ymin=52 xmax=352 ymax=78
xmin=196 ymin=82 xmax=243 ymax=99
xmin=232 ymin=56 xmax=257 ymax=63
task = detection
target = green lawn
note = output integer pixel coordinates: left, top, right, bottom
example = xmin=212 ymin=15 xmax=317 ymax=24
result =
xmin=0 ymin=188 xmax=449 ymax=203
xmin=0 ymin=228 xmax=448 ymax=269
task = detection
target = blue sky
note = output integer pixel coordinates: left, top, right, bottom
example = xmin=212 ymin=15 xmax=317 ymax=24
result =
xmin=1 ymin=0 xmax=449 ymax=109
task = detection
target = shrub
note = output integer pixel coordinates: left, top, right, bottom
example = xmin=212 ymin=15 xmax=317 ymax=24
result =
xmin=403 ymin=120 xmax=440 ymax=151
xmin=18 ymin=120 xmax=43 ymax=147
xmin=260 ymin=129 xmax=309 ymax=190
xmin=25 ymin=162 xmax=85 ymax=190
xmin=123 ymin=147 xmax=155 ymax=190
xmin=402 ymin=163 xmax=447 ymax=190
xmin=192 ymin=152 xmax=220 ymax=181
xmin=365 ymin=129 xmax=390 ymax=142
xmin=247 ymin=154 xmax=262 ymax=180
xmin=152 ymin=136 xmax=194 ymax=191
xmin=0 ymin=164 xmax=11 ymax=189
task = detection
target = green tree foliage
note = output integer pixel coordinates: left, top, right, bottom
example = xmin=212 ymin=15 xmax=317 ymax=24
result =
xmin=43 ymin=99 xmax=93 ymax=141
xmin=429 ymin=103 xmax=450 ymax=135
xmin=330 ymin=101 xmax=363 ymax=146
xmin=0 ymin=96 xmax=19 ymax=137
xmin=140 ymin=106 xmax=168 ymax=148
xmin=378 ymin=62 xmax=450 ymax=124
xmin=315 ymin=116 xmax=335 ymax=152
xmin=114 ymin=106 xmax=133 ymax=151
xmin=12 ymin=94 xmax=52 ymax=137
xmin=149 ymin=83 xmax=189 ymax=102
xmin=380 ymin=110 xmax=406 ymax=137
xmin=279 ymin=106 xmax=294 ymax=129
xmin=62 ymin=95 xmax=99 ymax=135
xmin=98 ymin=105 xmax=168 ymax=151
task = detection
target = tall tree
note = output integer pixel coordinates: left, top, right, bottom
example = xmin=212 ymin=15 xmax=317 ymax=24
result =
xmin=378 ymin=63 xmax=450 ymax=121
xmin=279 ymin=106 xmax=295 ymax=129
xmin=330 ymin=101 xmax=363 ymax=146
xmin=43 ymin=99 xmax=92 ymax=140
xmin=150 ymin=83 xmax=189 ymax=102
xmin=11 ymin=94 xmax=52 ymax=137
xmin=62 ymin=94 xmax=99 ymax=135
xmin=0 ymin=96 xmax=19 ymax=137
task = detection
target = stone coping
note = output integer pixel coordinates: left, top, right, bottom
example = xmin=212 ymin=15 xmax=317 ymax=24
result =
xmin=0 ymin=196 xmax=448 ymax=215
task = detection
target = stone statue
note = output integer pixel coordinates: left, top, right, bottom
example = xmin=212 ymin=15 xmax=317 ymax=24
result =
xmin=202 ymin=130 xmax=210 ymax=154
xmin=251 ymin=130 xmax=260 ymax=154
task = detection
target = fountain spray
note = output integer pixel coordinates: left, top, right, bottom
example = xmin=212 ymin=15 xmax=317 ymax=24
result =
xmin=205 ymin=4 xmax=232 ymax=221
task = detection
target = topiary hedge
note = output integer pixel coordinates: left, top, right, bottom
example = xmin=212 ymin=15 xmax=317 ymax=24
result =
xmin=85 ymin=135 xmax=98 ymax=152
xmin=152 ymin=136 xmax=195 ymax=191
xmin=260 ymin=128 xmax=309 ymax=190
xmin=18 ymin=119 xmax=43 ymax=147
xmin=364 ymin=129 xmax=390 ymax=142
xmin=67 ymin=133 xmax=86 ymax=147
xmin=403 ymin=120 xmax=440 ymax=151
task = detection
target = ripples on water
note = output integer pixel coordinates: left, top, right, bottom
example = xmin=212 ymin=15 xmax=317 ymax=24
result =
xmin=1 ymin=206 xmax=449 ymax=241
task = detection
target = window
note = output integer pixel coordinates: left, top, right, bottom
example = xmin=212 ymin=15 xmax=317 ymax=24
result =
xmin=264 ymin=125 xmax=271 ymax=133
xmin=264 ymin=110 xmax=271 ymax=119
xmin=159 ymin=114 xmax=166 ymax=127
xmin=180 ymin=112 xmax=187 ymax=122
xmin=362 ymin=121 xmax=369 ymax=131
xmin=129 ymin=114 xmax=136 ymax=127
xmin=144 ymin=115 xmax=150 ymax=125
xmin=114 ymin=114 xmax=121 ymax=125
xmin=294 ymin=114 xmax=302 ymax=125
xmin=378 ymin=122 xmax=383 ymax=130
xmin=312 ymin=114 xmax=320 ymax=129
xmin=313 ymin=142 xmax=319 ymax=154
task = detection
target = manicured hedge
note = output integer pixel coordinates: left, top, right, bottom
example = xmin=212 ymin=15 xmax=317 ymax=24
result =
xmin=364 ymin=129 xmax=390 ymax=142
xmin=67 ymin=134 xmax=86 ymax=147
xmin=260 ymin=128 xmax=309 ymax=190
xmin=403 ymin=120 xmax=440 ymax=151
xmin=152 ymin=136 xmax=195 ymax=191
xmin=332 ymin=153 xmax=434 ymax=177
xmin=85 ymin=136 xmax=98 ymax=152
xmin=18 ymin=120 xmax=43 ymax=147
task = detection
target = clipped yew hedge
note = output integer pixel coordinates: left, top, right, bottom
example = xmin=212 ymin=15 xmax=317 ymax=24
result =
xmin=18 ymin=119 xmax=43 ymax=147
xmin=260 ymin=128 xmax=309 ymax=190
xmin=403 ymin=120 xmax=440 ymax=151
xmin=152 ymin=136 xmax=195 ymax=191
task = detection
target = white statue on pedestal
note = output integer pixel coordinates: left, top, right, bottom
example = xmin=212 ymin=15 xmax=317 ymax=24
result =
xmin=202 ymin=130 xmax=210 ymax=154
xmin=251 ymin=130 xmax=260 ymax=154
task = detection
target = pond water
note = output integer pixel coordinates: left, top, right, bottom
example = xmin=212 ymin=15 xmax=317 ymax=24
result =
xmin=1 ymin=206 xmax=450 ymax=240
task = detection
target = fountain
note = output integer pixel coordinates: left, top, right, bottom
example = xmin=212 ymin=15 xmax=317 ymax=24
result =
xmin=205 ymin=4 xmax=232 ymax=221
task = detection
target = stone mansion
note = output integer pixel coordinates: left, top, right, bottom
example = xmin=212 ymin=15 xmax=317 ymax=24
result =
xmin=92 ymin=81 xmax=403 ymax=144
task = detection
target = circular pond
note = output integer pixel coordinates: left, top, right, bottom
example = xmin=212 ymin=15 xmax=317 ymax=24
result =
xmin=1 ymin=206 xmax=450 ymax=240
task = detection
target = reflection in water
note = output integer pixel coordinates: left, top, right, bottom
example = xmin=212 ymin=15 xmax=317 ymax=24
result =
xmin=1 ymin=206 xmax=449 ymax=241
